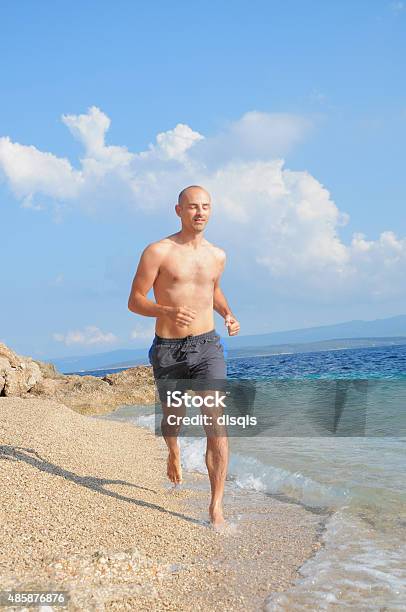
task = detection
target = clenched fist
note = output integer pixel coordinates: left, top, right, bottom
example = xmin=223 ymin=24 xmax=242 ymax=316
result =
xmin=225 ymin=314 xmax=240 ymax=336
xmin=168 ymin=305 xmax=197 ymax=328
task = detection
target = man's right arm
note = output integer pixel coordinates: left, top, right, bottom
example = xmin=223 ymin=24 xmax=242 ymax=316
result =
xmin=127 ymin=243 xmax=197 ymax=327
xmin=127 ymin=243 xmax=170 ymax=317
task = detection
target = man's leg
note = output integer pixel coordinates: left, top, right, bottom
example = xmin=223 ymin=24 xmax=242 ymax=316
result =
xmin=199 ymin=391 xmax=229 ymax=526
xmin=160 ymin=399 xmax=185 ymax=485
xmin=149 ymin=341 xmax=189 ymax=486
xmin=205 ymin=424 xmax=229 ymax=526
xmin=190 ymin=333 xmax=228 ymax=526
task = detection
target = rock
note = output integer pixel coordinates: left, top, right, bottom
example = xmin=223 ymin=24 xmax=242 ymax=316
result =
xmin=0 ymin=341 xmax=155 ymax=415
xmin=0 ymin=358 xmax=7 ymax=394
xmin=0 ymin=343 xmax=43 ymax=396
xmin=32 ymin=359 xmax=64 ymax=379
xmin=102 ymin=366 xmax=155 ymax=393
xmin=27 ymin=368 xmax=156 ymax=414
xmin=0 ymin=343 xmax=21 ymax=368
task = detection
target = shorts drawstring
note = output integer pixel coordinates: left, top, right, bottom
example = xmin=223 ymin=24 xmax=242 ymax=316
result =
xmin=181 ymin=334 xmax=195 ymax=355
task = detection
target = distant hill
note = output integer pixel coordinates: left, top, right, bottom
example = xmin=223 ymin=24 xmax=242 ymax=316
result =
xmin=46 ymin=314 xmax=406 ymax=373
xmin=49 ymin=348 xmax=148 ymax=374
xmin=226 ymin=314 xmax=406 ymax=348
xmin=226 ymin=336 xmax=406 ymax=359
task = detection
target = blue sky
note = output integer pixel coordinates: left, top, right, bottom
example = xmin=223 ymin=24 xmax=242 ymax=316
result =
xmin=1 ymin=0 xmax=405 ymax=359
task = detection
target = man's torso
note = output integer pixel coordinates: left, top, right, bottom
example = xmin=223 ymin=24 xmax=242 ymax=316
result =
xmin=153 ymin=235 xmax=223 ymax=338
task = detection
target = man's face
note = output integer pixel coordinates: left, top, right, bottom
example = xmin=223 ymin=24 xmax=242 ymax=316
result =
xmin=176 ymin=189 xmax=212 ymax=232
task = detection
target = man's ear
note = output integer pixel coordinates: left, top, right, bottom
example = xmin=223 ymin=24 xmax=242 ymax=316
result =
xmin=175 ymin=203 xmax=181 ymax=218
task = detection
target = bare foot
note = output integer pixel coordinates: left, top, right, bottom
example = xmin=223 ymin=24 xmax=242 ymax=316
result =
xmin=167 ymin=448 xmax=182 ymax=485
xmin=209 ymin=502 xmax=225 ymax=528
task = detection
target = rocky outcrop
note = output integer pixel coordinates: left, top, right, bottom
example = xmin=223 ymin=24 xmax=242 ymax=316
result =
xmin=32 ymin=358 xmax=64 ymax=380
xmin=0 ymin=343 xmax=43 ymax=397
xmin=0 ymin=342 xmax=155 ymax=415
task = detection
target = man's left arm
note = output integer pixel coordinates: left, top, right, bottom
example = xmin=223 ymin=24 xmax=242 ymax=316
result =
xmin=213 ymin=251 xmax=240 ymax=336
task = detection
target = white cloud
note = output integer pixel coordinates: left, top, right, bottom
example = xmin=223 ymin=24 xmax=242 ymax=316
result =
xmin=194 ymin=111 xmax=312 ymax=168
xmin=206 ymin=161 xmax=350 ymax=277
xmin=140 ymin=123 xmax=204 ymax=162
xmin=1 ymin=106 xmax=405 ymax=302
xmin=0 ymin=136 xmax=83 ymax=201
xmin=201 ymin=158 xmax=406 ymax=301
xmin=62 ymin=105 xmax=134 ymax=169
xmin=53 ymin=325 xmax=117 ymax=346
xmin=0 ymin=107 xmax=309 ymax=213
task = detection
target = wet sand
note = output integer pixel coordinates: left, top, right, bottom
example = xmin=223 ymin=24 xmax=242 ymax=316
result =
xmin=0 ymin=398 xmax=326 ymax=610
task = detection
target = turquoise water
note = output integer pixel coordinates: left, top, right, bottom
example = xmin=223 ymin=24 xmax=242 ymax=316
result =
xmin=227 ymin=345 xmax=406 ymax=608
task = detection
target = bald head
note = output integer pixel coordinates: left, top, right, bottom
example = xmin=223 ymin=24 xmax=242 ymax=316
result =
xmin=177 ymin=185 xmax=211 ymax=206
xmin=175 ymin=185 xmax=212 ymax=232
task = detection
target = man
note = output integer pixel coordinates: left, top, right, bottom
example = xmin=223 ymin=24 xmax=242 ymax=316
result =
xmin=127 ymin=185 xmax=240 ymax=527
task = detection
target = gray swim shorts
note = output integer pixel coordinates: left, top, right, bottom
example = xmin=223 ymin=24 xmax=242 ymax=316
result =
xmin=148 ymin=329 xmax=227 ymax=385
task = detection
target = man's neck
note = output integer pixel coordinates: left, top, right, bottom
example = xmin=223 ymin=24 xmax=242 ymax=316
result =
xmin=175 ymin=228 xmax=205 ymax=247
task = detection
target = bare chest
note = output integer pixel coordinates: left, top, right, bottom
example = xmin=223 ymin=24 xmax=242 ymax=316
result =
xmin=159 ymin=250 xmax=219 ymax=285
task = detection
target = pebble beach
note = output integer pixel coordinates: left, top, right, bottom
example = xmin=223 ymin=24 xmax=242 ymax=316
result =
xmin=0 ymin=397 xmax=327 ymax=611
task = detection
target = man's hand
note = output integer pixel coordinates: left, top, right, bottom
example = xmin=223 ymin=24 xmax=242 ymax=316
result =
xmin=225 ymin=314 xmax=240 ymax=336
xmin=168 ymin=305 xmax=197 ymax=328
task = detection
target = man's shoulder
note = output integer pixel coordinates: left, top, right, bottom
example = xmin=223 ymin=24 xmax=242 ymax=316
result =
xmin=204 ymin=240 xmax=226 ymax=262
xmin=143 ymin=236 xmax=176 ymax=255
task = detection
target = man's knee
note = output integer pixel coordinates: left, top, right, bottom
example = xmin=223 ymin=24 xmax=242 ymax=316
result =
xmin=161 ymin=415 xmax=182 ymax=437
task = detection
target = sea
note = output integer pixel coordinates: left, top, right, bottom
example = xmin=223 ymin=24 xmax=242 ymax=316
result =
xmin=79 ymin=343 xmax=406 ymax=610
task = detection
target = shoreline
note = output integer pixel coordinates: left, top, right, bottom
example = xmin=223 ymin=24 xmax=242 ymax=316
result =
xmin=0 ymin=397 xmax=326 ymax=610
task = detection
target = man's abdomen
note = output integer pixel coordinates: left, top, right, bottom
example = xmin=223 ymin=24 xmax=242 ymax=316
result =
xmin=155 ymin=306 xmax=215 ymax=338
